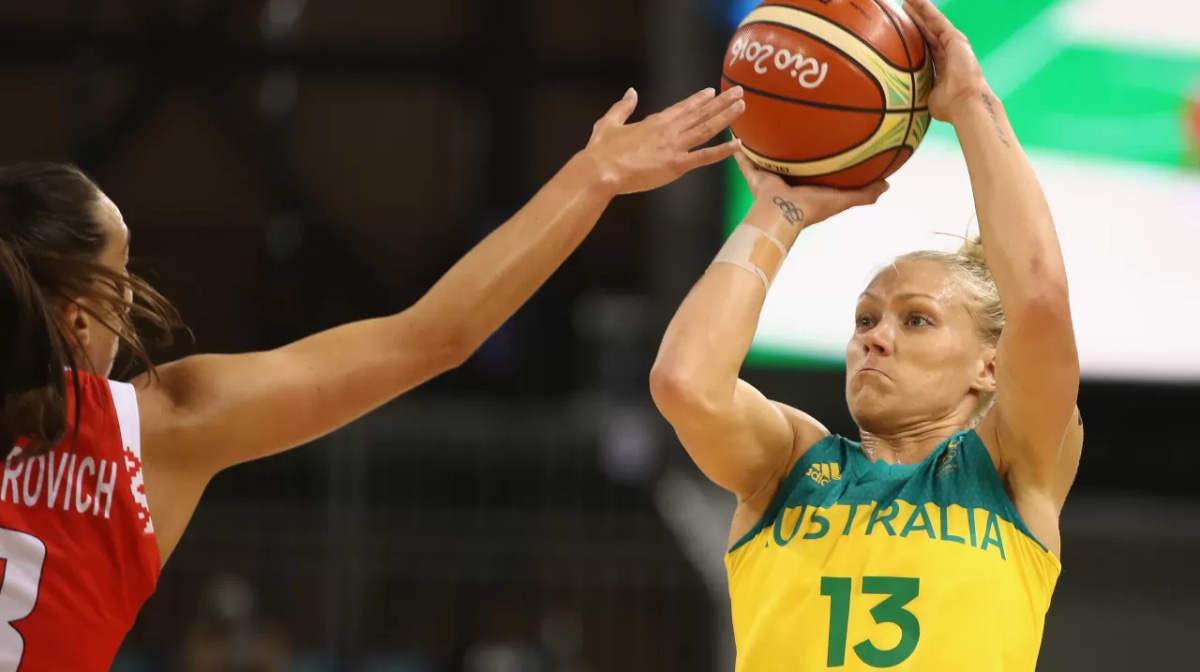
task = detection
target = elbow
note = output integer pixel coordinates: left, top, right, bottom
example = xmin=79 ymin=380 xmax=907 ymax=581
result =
xmin=406 ymin=313 xmax=480 ymax=374
xmin=649 ymin=356 xmax=721 ymax=420
xmin=648 ymin=363 xmax=683 ymax=411
xmin=1006 ymin=275 xmax=1078 ymax=367
xmin=403 ymin=293 xmax=501 ymax=372
xmin=431 ymin=328 xmax=478 ymax=372
xmin=1012 ymin=273 xmax=1071 ymax=331
xmin=1017 ymin=251 xmax=1070 ymax=311
xmin=1002 ymin=247 xmax=1071 ymax=326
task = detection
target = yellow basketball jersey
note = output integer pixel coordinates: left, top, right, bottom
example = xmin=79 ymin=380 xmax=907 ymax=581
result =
xmin=726 ymin=429 xmax=1059 ymax=672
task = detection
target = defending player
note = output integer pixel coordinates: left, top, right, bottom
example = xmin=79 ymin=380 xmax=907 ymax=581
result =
xmin=0 ymin=85 xmax=744 ymax=671
xmin=650 ymin=1 xmax=1080 ymax=669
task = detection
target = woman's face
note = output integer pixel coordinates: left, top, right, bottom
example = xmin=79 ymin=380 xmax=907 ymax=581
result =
xmin=845 ymin=259 xmax=996 ymax=434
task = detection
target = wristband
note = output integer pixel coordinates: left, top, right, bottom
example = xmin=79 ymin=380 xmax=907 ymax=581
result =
xmin=710 ymin=223 xmax=788 ymax=290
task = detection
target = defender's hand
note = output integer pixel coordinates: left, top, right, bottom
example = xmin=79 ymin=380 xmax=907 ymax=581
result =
xmin=585 ymin=86 xmax=745 ymax=195
xmin=733 ymin=152 xmax=887 ymax=231
xmin=903 ymin=0 xmax=991 ymax=123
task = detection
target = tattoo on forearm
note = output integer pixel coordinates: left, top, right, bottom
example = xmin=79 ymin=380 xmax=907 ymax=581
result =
xmin=773 ymin=195 xmax=804 ymax=225
xmin=980 ymin=93 xmax=1010 ymax=147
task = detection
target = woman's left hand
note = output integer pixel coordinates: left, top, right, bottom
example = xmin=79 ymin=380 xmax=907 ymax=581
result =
xmin=903 ymin=0 xmax=992 ymax=123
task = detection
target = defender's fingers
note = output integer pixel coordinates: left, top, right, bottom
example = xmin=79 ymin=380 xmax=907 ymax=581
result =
xmin=681 ymin=138 xmax=743 ymax=172
xmin=596 ymin=88 xmax=639 ymax=129
xmin=679 ymin=99 xmax=746 ymax=149
xmin=659 ymin=87 xmax=717 ymax=123
xmin=679 ymin=86 xmax=744 ymax=133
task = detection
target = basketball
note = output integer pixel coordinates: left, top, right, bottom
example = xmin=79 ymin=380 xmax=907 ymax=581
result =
xmin=721 ymin=0 xmax=935 ymax=189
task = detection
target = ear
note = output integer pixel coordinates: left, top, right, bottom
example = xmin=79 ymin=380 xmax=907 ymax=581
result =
xmin=972 ymin=346 xmax=997 ymax=395
xmin=62 ymin=301 xmax=92 ymax=349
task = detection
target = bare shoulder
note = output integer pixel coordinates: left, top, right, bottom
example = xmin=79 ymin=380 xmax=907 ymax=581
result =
xmin=775 ymin=402 xmax=832 ymax=460
xmin=129 ymin=361 xmax=193 ymax=460
xmin=127 ymin=363 xmax=217 ymax=563
xmin=129 ymin=356 xmax=228 ymax=473
xmin=741 ymin=402 xmax=830 ymax=504
xmin=129 ymin=369 xmax=170 ymax=445
xmin=729 ymin=403 xmax=831 ymax=548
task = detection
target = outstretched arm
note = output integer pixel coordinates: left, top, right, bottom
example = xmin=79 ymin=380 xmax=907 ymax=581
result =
xmin=136 ymin=86 xmax=746 ymax=476
xmin=906 ymin=0 xmax=1079 ymax=493
xmin=650 ymin=154 xmax=885 ymax=500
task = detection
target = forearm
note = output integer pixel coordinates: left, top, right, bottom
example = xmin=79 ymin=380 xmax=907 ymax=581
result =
xmin=140 ymin=150 xmax=620 ymax=471
xmin=954 ymin=92 xmax=1069 ymax=306
xmin=408 ymin=150 xmax=616 ymax=351
xmin=653 ymin=199 xmax=806 ymax=403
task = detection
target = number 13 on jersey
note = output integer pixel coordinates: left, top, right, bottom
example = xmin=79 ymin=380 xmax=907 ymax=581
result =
xmin=821 ymin=576 xmax=921 ymax=668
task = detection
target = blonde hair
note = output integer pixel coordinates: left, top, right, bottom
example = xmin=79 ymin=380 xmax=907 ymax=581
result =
xmin=890 ymin=235 xmax=1002 ymax=425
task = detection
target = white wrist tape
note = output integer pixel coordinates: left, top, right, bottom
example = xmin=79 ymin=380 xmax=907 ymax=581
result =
xmin=710 ymin=224 xmax=789 ymax=290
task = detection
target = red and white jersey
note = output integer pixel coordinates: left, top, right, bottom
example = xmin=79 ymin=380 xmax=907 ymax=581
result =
xmin=0 ymin=371 xmax=159 ymax=671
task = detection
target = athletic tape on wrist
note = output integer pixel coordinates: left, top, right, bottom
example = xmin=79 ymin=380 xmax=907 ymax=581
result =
xmin=710 ymin=224 xmax=789 ymax=290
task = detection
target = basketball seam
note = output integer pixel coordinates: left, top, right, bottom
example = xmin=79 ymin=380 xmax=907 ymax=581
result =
xmin=733 ymin=18 xmax=888 ymax=111
xmin=720 ymin=74 xmax=928 ymax=114
xmin=865 ymin=0 xmax=921 ymax=184
xmin=724 ymin=73 xmax=885 ymax=163
xmin=750 ymin=2 xmax=923 ymax=73
xmin=724 ymin=74 xmax=928 ymax=167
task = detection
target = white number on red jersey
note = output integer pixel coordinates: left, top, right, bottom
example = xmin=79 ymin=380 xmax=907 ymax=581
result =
xmin=0 ymin=529 xmax=46 ymax=671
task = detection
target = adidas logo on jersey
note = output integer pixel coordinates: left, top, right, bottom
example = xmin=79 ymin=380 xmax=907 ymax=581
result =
xmin=807 ymin=462 xmax=842 ymax=486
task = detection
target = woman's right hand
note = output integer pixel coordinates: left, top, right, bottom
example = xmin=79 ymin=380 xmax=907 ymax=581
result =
xmin=734 ymin=152 xmax=889 ymax=232
xmin=584 ymin=86 xmax=746 ymax=195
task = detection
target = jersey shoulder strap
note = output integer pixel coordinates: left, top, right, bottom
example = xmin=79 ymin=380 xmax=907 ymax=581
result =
xmin=105 ymin=379 xmax=153 ymax=536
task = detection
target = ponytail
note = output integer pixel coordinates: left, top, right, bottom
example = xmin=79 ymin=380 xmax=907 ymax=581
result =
xmin=0 ymin=238 xmax=78 ymax=459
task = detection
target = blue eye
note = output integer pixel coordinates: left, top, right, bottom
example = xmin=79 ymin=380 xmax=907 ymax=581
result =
xmin=907 ymin=314 xmax=932 ymax=327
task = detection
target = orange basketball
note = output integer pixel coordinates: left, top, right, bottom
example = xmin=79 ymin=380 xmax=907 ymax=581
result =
xmin=721 ymin=0 xmax=934 ymax=189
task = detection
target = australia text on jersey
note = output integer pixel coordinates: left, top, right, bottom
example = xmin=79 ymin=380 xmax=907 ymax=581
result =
xmin=766 ymin=500 xmax=1010 ymax=561
xmin=1 ymin=448 xmax=120 ymax=519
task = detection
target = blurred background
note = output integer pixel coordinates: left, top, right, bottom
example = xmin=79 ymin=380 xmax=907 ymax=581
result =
xmin=0 ymin=0 xmax=1197 ymax=670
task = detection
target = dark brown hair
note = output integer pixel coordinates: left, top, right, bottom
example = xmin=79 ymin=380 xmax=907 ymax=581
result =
xmin=0 ymin=162 xmax=180 ymax=459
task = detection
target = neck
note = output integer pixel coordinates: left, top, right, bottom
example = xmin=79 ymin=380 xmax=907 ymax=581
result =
xmin=859 ymin=416 xmax=970 ymax=465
